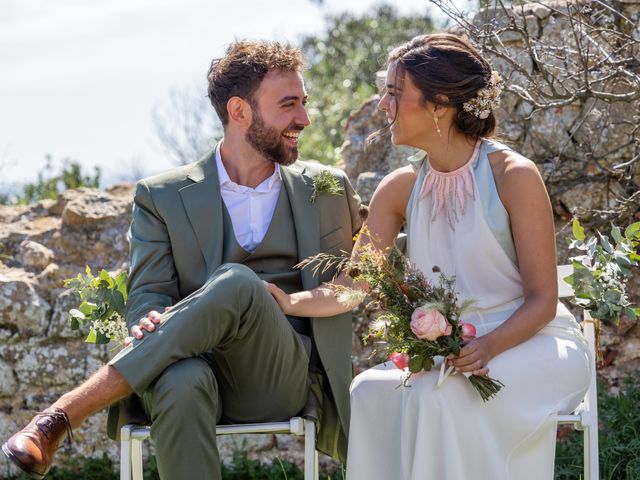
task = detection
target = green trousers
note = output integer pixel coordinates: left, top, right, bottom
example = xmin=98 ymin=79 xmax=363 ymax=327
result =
xmin=109 ymin=263 xmax=310 ymax=480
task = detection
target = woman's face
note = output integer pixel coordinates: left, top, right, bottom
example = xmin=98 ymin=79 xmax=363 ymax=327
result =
xmin=378 ymin=61 xmax=433 ymax=147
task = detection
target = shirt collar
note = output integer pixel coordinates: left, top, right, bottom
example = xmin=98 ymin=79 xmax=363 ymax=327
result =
xmin=215 ymin=140 xmax=282 ymax=190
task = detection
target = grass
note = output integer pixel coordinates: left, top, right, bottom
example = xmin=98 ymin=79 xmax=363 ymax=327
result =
xmin=555 ymin=371 xmax=640 ymax=479
xmin=2 ymin=451 xmax=344 ymax=480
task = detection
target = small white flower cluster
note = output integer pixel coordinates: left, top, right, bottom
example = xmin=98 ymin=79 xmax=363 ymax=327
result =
xmin=462 ymin=70 xmax=504 ymax=120
xmin=91 ymin=317 xmax=129 ymax=343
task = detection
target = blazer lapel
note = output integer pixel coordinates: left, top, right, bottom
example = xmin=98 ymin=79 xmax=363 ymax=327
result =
xmin=281 ymin=164 xmax=320 ymax=290
xmin=178 ymin=151 xmax=223 ymax=275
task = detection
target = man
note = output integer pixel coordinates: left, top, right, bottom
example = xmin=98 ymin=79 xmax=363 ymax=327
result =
xmin=2 ymin=40 xmax=362 ymax=479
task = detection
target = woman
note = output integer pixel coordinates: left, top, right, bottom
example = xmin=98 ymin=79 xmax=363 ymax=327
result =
xmin=266 ymin=33 xmax=591 ymax=479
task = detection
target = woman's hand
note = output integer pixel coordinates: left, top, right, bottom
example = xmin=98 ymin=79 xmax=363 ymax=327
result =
xmin=448 ymin=336 xmax=495 ymax=376
xmin=264 ymin=281 xmax=294 ymax=315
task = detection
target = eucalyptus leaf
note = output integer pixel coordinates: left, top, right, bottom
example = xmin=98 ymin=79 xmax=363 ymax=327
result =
xmin=624 ymin=222 xmax=640 ymax=240
xmin=69 ymin=308 xmax=85 ymax=320
xmin=79 ymin=301 xmax=96 ymax=316
xmin=572 ymin=218 xmax=586 ymax=241
xmin=614 ymin=251 xmax=633 ymax=267
xmin=604 ymin=290 xmax=622 ymax=304
xmin=98 ymin=269 xmax=114 ymax=286
xmin=598 ymin=232 xmax=613 ymax=254
xmin=612 ymin=225 xmax=623 ymax=244
xmin=595 ymin=303 xmax=610 ymax=319
xmin=85 ymin=330 xmax=97 ymax=343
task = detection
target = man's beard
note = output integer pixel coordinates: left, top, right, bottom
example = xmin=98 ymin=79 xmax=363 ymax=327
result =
xmin=246 ymin=110 xmax=301 ymax=166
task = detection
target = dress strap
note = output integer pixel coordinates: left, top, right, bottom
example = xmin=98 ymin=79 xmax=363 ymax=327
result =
xmin=482 ymin=138 xmax=513 ymax=154
xmin=405 ymin=151 xmax=428 ymax=241
xmin=474 ymin=139 xmax=519 ymax=266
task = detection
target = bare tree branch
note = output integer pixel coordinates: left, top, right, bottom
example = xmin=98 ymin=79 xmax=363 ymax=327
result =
xmin=430 ymin=0 xmax=640 ymax=227
xmin=153 ymin=86 xmax=222 ymax=166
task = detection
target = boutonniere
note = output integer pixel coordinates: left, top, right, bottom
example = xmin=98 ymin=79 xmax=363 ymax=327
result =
xmin=310 ymin=170 xmax=344 ymax=203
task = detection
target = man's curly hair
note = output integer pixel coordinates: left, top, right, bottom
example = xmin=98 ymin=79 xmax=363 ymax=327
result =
xmin=207 ymin=40 xmax=304 ymax=125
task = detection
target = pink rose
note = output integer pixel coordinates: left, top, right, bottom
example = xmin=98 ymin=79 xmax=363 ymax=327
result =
xmin=460 ymin=322 xmax=477 ymax=342
xmin=388 ymin=352 xmax=410 ymax=370
xmin=410 ymin=307 xmax=451 ymax=341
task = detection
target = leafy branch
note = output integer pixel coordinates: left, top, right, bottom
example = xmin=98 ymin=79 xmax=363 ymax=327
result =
xmin=564 ymin=219 xmax=640 ymax=325
xmin=64 ymin=267 xmax=129 ymax=344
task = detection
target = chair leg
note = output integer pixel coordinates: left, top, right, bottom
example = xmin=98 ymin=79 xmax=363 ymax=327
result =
xmin=582 ymin=426 xmax=590 ymax=480
xmin=304 ymin=419 xmax=319 ymax=480
xmin=131 ymin=438 xmax=144 ymax=480
xmin=120 ymin=425 xmax=132 ymax=480
xmin=587 ymin=422 xmax=599 ymax=480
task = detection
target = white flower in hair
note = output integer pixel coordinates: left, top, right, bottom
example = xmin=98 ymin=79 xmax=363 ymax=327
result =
xmin=462 ymin=70 xmax=504 ymax=119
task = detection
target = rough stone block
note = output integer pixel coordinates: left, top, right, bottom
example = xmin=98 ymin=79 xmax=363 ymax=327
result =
xmin=0 ymin=274 xmax=51 ymax=337
xmin=0 ymin=359 xmax=17 ymax=397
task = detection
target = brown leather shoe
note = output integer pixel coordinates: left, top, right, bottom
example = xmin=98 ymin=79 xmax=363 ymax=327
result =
xmin=2 ymin=408 xmax=73 ymax=479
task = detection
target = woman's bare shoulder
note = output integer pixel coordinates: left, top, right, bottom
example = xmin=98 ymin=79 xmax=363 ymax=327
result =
xmin=488 ymin=148 xmax=547 ymax=212
xmin=378 ymin=165 xmax=417 ymax=190
xmin=488 ymin=149 xmax=540 ymax=179
xmin=369 ymin=165 xmax=418 ymax=219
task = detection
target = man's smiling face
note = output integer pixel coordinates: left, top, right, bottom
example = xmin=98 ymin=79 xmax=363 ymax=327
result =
xmin=245 ymin=69 xmax=311 ymax=166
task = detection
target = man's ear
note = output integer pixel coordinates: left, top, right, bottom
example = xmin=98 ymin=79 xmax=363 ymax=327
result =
xmin=227 ymin=96 xmax=252 ymax=127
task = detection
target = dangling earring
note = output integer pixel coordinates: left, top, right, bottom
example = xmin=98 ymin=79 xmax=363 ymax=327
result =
xmin=433 ymin=114 xmax=442 ymax=138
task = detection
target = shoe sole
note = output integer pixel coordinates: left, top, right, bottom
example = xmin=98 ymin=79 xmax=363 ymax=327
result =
xmin=2 ymin=442 xmax=45 ymax=480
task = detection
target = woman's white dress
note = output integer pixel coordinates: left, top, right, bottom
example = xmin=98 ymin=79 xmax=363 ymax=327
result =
xmin=346 ymin=139 xmax=592 ymax=480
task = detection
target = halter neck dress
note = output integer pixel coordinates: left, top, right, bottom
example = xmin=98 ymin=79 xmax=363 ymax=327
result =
xmin=346 ymin=139 xmax=591 ymax=480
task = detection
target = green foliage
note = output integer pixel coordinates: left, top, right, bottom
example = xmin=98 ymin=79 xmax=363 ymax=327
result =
xmin=64 ymin=267 xmax=128 ymax=344
xmin=555 ymin=372 xmax=640 ymax=479
xmin=0 ymin=156 xmax=100 ymax=205
xmin=4 ymin=453 xmax=117 ymax=480
xmin=2 ymin=452 xmax=344 ymax=480
xmin=299 ymin=5 xmax=434 ymax=164
xmin=564 ymin=219 xmax=640 ymax=326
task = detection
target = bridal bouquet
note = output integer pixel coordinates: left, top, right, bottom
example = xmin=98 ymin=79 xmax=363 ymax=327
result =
xmin=301 ymin=242 xmax=504 ymax=401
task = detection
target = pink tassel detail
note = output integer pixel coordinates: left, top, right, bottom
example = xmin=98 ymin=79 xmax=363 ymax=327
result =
xmin=419 ymin=141 xmax=480 ymax=229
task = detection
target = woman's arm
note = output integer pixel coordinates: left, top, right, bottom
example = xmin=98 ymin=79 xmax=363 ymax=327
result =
xmin=266 ymin=166 xmax=417 ymax=317
xmin=450 ymin=150 xmax=558 ymax=375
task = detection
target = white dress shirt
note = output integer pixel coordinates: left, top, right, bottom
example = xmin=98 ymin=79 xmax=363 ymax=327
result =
xmin=215 ymin=142 xmax=282 ymax=252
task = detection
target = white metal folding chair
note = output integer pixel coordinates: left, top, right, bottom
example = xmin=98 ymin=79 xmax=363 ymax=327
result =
xmin=555 ymin=264 xmax=599 ymax=480
xmin=119 ymin=417 xmax=319 ymax=480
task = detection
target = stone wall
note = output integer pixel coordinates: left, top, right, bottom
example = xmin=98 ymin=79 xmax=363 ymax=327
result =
xmin=0 ymin=188 xmax=131 ymax=477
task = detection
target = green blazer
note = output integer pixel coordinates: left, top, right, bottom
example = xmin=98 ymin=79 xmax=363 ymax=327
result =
xmin=107 ymin=150 xmax=362 ymax=461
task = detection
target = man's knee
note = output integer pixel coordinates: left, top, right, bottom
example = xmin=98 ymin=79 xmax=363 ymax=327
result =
xmin=144 ymin=358 xmax=219 ymax=418
xmin=215 ymin=263 xmax=261 ymax=285
xmin=202 ymin=263 xmax=265 ymax=301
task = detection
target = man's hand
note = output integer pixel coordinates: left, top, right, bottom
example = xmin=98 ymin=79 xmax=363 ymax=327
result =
xmin=124 ymin=306 xmax=171 ymax=347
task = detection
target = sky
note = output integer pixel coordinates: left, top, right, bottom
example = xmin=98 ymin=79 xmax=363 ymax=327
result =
xmin=0 ymin=0 xmax=462 ymax=191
